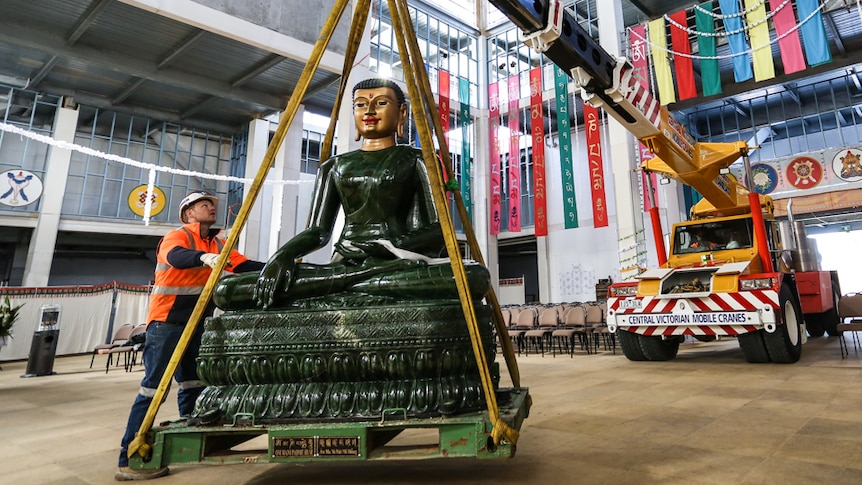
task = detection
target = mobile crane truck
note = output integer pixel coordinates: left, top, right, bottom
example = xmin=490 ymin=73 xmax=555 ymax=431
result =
xmin=490 ymin=0 xmax=842 ymax=362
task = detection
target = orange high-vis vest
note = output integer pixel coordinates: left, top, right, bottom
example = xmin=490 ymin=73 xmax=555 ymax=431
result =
xmin=146 ymin=223 xmax=251 ymax=325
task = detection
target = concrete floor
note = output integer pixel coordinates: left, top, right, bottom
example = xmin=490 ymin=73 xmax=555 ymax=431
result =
xmin=3 ymin=334 xmax=862 ymax=484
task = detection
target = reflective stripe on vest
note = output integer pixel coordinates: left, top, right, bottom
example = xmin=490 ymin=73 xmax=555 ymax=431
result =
xmin=151 ymin=285 xmax=206 ymax=295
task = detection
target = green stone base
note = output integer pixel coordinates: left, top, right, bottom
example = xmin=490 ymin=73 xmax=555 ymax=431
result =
xmin=193 ymin=303 xmax=497 ymax=423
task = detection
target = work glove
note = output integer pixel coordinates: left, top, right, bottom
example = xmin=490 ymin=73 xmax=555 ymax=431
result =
xmin=200 ymin=253 xmax=220 ymax=269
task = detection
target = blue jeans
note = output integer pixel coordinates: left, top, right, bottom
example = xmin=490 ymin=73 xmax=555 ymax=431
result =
xmin=118 ymin=321 xmax=205 ymax=467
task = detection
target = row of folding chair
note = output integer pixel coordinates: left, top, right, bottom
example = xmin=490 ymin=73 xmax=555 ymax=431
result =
xmin=500 ymin=302 xmax=614 ymax=357
xmin=89 ymin=323 xmax=147 ymax=373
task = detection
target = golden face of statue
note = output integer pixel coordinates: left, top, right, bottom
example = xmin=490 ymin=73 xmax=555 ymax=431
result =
xmin=353 ymin=87 xmax=407 ymax=141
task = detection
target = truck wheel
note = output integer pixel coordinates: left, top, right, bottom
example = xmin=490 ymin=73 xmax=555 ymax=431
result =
xmin=738 ymin=331 xmax=770 ymax=363
xmin=638 ymin=334 xmax=680 ymax=361
xmin=618 ymin=329 xmax=647 ymax=361
xmin=762 ymin=285 xmax=803 ymax=363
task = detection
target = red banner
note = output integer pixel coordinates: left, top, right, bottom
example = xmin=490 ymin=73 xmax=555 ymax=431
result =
xmin=631 ymin=24 xmax=659 ymax=212
xmin=489 ymin=81 xmax=502 ymax=235
xmin=438 ymin=70 xmax=451 ymax=184
xmin=584 ymin=104 xmax=608 ymax=227
xmin=529 ymin=68 xmax=547 ymax=236
xmin=669 ymin=10 xmax=696 ymax=100
xmin=507 ymin=75 xmax=521 ymax=233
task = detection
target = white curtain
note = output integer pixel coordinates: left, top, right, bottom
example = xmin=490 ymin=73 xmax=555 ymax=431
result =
xmin=114 ymin=290 xmax=151 ymax=329
xmin=0 ymin=284 xmax=152 ymax=362
xmin=1 ymin=290 xmax=111 ymax=360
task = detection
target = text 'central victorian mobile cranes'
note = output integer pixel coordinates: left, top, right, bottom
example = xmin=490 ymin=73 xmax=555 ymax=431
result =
xmin=491 ymin=0 xmax=841 ymax=363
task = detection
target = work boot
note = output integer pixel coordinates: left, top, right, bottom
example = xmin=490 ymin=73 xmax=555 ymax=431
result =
xmin=114 ymin=466 xmax=169 ymax=481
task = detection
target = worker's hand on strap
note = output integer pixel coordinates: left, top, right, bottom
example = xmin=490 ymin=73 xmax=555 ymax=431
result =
xmin=200 ymin=253 xmax=220 ymax=269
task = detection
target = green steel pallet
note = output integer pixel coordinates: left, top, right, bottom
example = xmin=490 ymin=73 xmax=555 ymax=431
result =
xmin=130 ymin=387 xmax=530 ymax=469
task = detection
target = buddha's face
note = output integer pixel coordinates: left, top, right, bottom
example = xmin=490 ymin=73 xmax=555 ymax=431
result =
xmin=353 ymin=87 xmax=406 ymax=140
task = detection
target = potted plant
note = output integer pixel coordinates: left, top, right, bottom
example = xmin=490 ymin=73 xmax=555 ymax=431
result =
xmin=0 ymin=295 xmax=23 ymax=346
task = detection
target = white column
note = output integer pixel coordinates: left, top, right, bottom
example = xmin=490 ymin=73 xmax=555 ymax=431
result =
xmin=238 ymin=118 xmax=269 ymax=259
xmin=22 ymin=104 xmax=79 ymax=286
xmin=597 ymin=0 xmax=644 ymax=279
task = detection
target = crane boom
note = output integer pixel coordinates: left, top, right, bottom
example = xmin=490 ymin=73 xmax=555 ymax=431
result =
xmin=488 ymin=0 xmax=751 ymax=214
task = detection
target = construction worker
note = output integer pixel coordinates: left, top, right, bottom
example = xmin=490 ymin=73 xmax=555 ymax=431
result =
xmin=115 ymin=190 xmax=264 ymax=481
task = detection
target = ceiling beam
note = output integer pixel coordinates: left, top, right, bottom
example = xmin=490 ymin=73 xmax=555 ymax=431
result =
xmin=2 ymin=23 xmax=287 ymax=111
xmin=66 ymin=0 xmax=112 ymax=46
xmin=47 ymin=84 xmax=242 ymax=134
xmin=28 ymin=56 xmax=60 ymax=89
xmin=157 ymin=30 xmax=207 ymax=69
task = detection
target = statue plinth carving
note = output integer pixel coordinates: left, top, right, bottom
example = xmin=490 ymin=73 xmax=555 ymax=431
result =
xmin=193 ymin=302 xmax=497 ymax=423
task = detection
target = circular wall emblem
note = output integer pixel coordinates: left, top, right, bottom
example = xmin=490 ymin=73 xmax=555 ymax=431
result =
xmin=786 ymin=156 xmax=823 ymax=189
xmin=832 ymin=147 xmax=862 ymax=182
xmin=128 ymin=184 xmax=167 ymax=217
xmin=0 ymin=169 xmax=44 ymax=207
xmin=747 ymin=163 xmax=778 ymax=194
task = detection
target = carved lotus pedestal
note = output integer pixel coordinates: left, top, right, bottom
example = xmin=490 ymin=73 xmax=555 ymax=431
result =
xmin=192 ymin=302 xmax=497 ymax=424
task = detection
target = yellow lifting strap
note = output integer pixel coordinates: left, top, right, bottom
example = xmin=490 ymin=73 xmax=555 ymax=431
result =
xmin=387 ymin=0 xmax=519 ymax=446
xmin=387 ymin=0 xmax=521 ymax=391
xmin=127 ymin=0 xmax=354 ymax=460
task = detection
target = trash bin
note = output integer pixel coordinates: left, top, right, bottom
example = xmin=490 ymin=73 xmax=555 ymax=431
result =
xmin=22 ymin=329 xmax=59 ymax=377
xmin=21 ymin=304 xmax=61 ymax=378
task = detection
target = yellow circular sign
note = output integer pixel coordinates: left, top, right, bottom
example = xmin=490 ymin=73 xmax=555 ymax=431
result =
xmin=128 ymin=184 xmax=167 ymax=217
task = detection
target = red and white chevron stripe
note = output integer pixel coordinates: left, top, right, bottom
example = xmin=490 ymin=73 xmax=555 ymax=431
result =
xmin=610 ymin=289 xmax=779 ymax=314
xmin=620 ymin=64 xmax=661 ymax=129
xmin=627 ymin=324 xmax=760 ymax=337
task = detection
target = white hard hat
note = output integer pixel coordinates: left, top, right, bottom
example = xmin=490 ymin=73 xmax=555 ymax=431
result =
xmin=179 ymin=190 xmax=218 ymax=223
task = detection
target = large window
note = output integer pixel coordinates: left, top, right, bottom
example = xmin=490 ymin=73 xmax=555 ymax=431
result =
xmin=64 ymin=107 xmax=235 ymax=224
xmin=0 ymin=85 xmax=62 ymax=214
xmin=677 ymin=70 xmax=862 ymax=164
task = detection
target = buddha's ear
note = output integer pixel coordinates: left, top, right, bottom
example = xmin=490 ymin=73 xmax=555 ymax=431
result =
xmin=397 ymin=103 xmax=408 ymax=139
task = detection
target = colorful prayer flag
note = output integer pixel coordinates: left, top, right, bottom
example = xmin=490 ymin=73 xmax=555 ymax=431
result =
xmin=745 ymin=0 xmax=775 ymax=82
xmin=669 ymin=10 xmax=696 ymax=100
xmin=718 ymin=0 xmax=753 ymax=82
xmin=695 ymin=3 xmax=722 ymax=96
xmin=797 ymin=0 xmax=832 ymax=67
xmin=769 ymin=0 xmax=806 ymax=75
xmin=648 ymin=17 xmax=676 ymax=105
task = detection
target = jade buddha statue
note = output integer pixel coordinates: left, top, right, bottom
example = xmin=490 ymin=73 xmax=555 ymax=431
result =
xmin=214 ymin=78 xmax=489 ymax=310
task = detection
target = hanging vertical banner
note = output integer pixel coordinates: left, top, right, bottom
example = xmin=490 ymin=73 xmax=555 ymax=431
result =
xmin=529 ymin=68 xmax=547 ymax=237
xmin=797 ymin=0 xmax=832 ymax=67
xmin=718 ymin=0 xmax=753 ymax=82
xmin=647 ymin=18 xmax=676 ymax=105
xmin=669 ymin=10 xmax=696 ymax=100
xmin=458 ymin=77 xmax=472 ymax=223
xmin=584 ymin=104 xmax=608 ymax=228
xmin=630 ymin=25 xmax=659 ymax=212
xmin=438 ymin=70 xmax=451 ymax=185
xmin=629 ymin=25 xmax=650 ymax=93
xmin=507 ymin=75 xmax=522 ymax=233
xmin=768 ymin=0 xmax=806 ymax=75
xmin=745 ymin=0 xmax=775 ymax=82
xmin=695 ymin=3 xmax=722 ymax=96
xmin=489 ymin=81 xmax=502 ymax=235
xmin=554 ymin=66 xmax=578 ymax=229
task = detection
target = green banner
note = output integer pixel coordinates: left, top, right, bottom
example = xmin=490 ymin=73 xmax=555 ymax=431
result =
xmin=554 ymin=66 xmax=578 ymax=228
xmin=459 ymin=77 xmax=472 ymax=223
xmin=695 ymin=3 xmax=722 ymax=96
